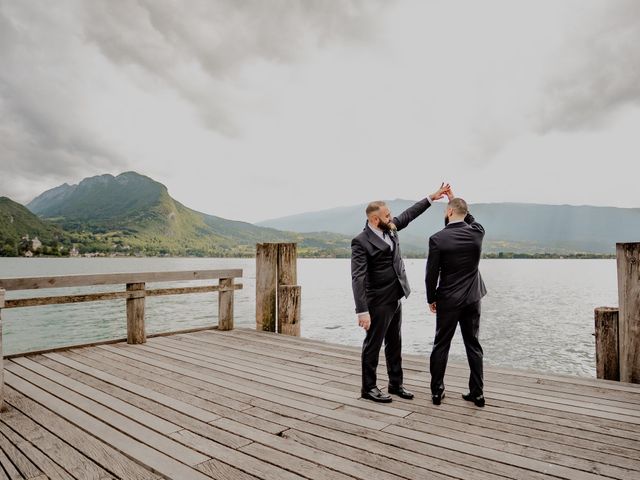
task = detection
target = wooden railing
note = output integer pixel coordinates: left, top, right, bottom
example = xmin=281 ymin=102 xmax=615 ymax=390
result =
xmin=0 ymin=269 xmax=243 ymax=410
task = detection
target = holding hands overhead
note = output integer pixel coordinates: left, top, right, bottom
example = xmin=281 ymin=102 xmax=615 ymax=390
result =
xmin=429 ymin=183 xmax=452 ymax=202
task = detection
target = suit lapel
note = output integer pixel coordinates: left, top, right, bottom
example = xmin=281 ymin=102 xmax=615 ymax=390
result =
xmin=365 ymin=225 xmax=392 ymax=252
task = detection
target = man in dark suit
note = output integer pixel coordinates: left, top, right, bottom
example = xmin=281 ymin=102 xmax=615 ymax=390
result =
xmin=426 ymin=195 xmax=487 ymax=407
xmin=351 ymin=183 xmax=450 ymax=403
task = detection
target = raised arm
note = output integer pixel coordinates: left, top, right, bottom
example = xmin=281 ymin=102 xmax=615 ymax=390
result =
xmin=393 ymin=182 xmax=450 ymax=231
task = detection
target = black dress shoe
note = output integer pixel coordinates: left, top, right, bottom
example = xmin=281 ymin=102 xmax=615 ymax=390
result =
xmin=361 ymin=387 xmax=392 ymax=403
xmin=388 ymin=385 xmax=414 ymax=400
xmin=462 ymin=393 xmax=485 ymax=407
xmin=432 ymin=391 xmax=445 ymax=405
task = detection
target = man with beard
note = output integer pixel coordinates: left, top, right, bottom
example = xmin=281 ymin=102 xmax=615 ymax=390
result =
xmin=351 ymin=183 xmax=450 ymax=403
xmin=426 ymin=194 xmax=487 ymax=407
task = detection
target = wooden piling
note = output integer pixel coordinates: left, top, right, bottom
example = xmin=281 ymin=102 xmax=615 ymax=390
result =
xmin=594 ymin=307 xmax=620 ymax=381
xmin=617 ymin=243 xmax=640 ymax=383
xmin=126 ymin=282 xmax=146 ymax=344
xmin=278 ymin=243 xmax=297 ymax=287
xmin=278 ymin=285 xmax=301 ymax=336
xmin=0 ymin=289 xmax=4 ymax=411
xmin=256 ymin=243 xmax=278 ymax=332
xmin=218 ymin=278 xmax=234 ymax=331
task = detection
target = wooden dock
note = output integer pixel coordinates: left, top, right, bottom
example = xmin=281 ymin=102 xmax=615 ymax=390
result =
xmin=1 ymin=327 xmax=639 ymax=480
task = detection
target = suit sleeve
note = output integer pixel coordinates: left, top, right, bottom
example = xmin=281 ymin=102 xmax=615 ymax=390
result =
xmin=464 ymin=213 xmax=485 ymax=236
xmin=393 ymin=197 xmax=431 ymax=231
xmin=426 ymin=236 xmax=440 ymax=304
xmin=351 ymin=237 xmax=368 ymax=314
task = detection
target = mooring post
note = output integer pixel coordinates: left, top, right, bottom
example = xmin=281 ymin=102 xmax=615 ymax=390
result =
xmin=278 ymin=285 xmax=301 ymax=336
xmin=126 ymin=282 xmax=146 ymax=344
xmin=256 ymin=243 xmax=278 ymax=332
xmin=218 ymin=278 xmax=234 ymax=331
xmin=0 ymin=289 xmax=4 ymax=411
xmin=594 ymin=307 xmax=620 ymax=381
xmin=617 ymin=243 xmax=640 ymax=383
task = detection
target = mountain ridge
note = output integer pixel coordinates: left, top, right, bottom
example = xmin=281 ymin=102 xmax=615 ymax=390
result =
xmin=257 ymin=199 xmax=640 ymax=254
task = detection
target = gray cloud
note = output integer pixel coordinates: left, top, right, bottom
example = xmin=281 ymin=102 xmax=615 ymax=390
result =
xmin=78 ymin=0 xmax=386 ymax=134
xmin=536 ymin=0 xmax=640 ymax=133
xmin=0 ymin=3 xmax=129 ymax=202
xmin=0 ymin=0 xmax=386 ymax=203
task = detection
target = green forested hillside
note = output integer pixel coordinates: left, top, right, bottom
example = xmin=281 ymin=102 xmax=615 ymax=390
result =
xmin=24 ymin=172 xmax=350 ymax=257
xmin=0 ymin=197 xmax=70 ymax=256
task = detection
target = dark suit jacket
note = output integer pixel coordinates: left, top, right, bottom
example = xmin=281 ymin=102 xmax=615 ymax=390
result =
xmin=426 ymin=213 xmax=487 ymax=311
xmin=351 ymin=197 xmax=432 ymax=313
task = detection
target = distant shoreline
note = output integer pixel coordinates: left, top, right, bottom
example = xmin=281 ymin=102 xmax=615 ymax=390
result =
xmin=1 ymin=253 xmax=617 ymax=260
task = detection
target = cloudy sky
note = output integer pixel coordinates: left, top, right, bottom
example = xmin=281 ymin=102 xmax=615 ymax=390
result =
xmin=1 ymin=0 xmax=639 ymax=222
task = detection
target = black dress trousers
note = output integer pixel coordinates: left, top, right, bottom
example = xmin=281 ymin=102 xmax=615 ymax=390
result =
xmin=361 ymin=299 xmax=403 ymax=392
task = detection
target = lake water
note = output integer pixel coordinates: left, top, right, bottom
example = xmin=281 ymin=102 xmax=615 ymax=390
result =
xmin=0 ymin=258 xmax=619 ymax=377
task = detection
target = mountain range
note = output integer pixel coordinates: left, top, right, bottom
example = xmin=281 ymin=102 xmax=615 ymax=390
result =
xmin=1 ymin=171 xmax=637 ymax=257
xmin=2 ymin=172 xmax=350 ymax=257
xmin=258 ymin=199 xmax=640 ymax=255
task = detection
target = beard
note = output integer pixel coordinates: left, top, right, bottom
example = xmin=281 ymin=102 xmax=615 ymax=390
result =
xmin=444 ymin=215 xmax=450 ymax=226
xmin=379 ymin=219 xmax=397 ymax=232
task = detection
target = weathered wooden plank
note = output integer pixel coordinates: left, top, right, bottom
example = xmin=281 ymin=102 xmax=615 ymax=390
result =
xmin=151 ymin=335 xmax=335 ymax=387
xmin=12 ymin=356 xmax=181 ymax=435
xmin=210 ymin=334 xmax=636 ymax=416
xmin=98 ymin=344 xmax=392 ymax=430
xmin=0 ymin=427 xmax=44 ymax=480
xmin=326 ymin=372 xmax=640 ymax=440
xmin=147 ymin=283 xmax=242 ymax=297
xmin=1 ymin=392 xmax=116 ymax=480
xmin=384 ymin=423 xmax=607 ymax=480
xmin=2 ymin=284 xmax=242 ymax=309
xmin=0 ymin=269 xmax=243 ymax=290
xmin=233 ymin=327 xmax=640 ymax=393
xmin=256 ymin=243 xmax=278 ymax=332
xmin=65 ymin=348 xmax=255 ymax=414
xmin=0 ymin=446 xmax=24 ymax=480
xmin=394 ymin=416 xmax=639 ymax=479
xmin=137 ymin=340 xmax=410 ymax=418
xmin=167 ymin=335 xmax=339 ymax=383
xmin=4 ymin=291 xmax=128 ymax=309
xmin=281 ymin=428 xmax=460 ymax=480
xmin=214 ymin=418 xmax=399 ymax=480
xmin=403 ymin=412 xmax=640 ymax=469
xmin=307 ymin=415 xmax=556 ymax=480
xmin=207 ymin=331 xmax=640 ymax=418
xmin=0 ymin=420 xmax=69 ymax=480
xmin=617 ymin=242 xmax=640 ymax=383
xmin=172 ymin=430 xmax=302 ymax=480
xmin=5 ymin=365 xmax=209 ymax=467
xmin=4 ymin=375 xmax=211 ymax=479
xmin=195 ymin=458 xmax=259 ymax=480
xmin=43 ymin=352 xmax=220 ymax=423
xmin=4 ymin=326 xmax=218 ymax=360
xmin=241 ymin=407 xmax=509 ymax=480
xmin=595 ymin=307 xmax=620 ymax=381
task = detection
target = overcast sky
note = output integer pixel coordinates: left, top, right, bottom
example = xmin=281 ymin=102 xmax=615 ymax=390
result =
xmin=1 ymin=0 xmax=639 ymax=222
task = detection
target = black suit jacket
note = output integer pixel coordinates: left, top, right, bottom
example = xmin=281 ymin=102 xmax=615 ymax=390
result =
xmin=426 ymin=213 xmax=487 ymax=311
xmin=351 ymin=197 xmax=432 ymax=313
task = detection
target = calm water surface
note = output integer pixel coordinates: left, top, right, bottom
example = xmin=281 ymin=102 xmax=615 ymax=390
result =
xmin=0 ymin=258 xmax=618 ymax=377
